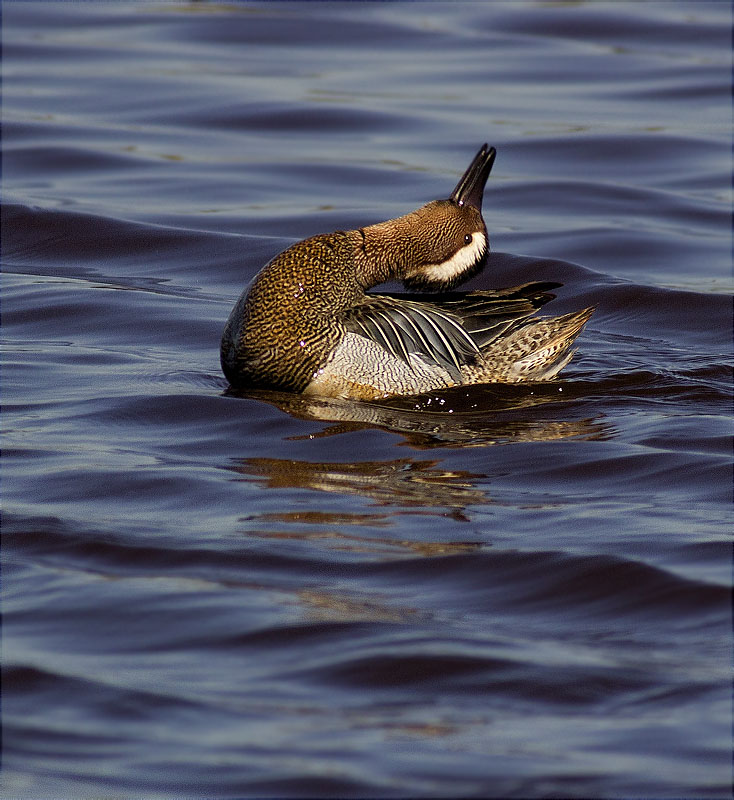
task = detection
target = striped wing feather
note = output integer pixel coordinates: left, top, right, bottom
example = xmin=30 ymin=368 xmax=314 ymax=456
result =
xmin=343 ymin=281 xmax=560 ymax=379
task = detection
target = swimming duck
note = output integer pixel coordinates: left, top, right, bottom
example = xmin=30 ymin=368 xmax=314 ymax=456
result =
xmin=221 ymin=144 xmax=594 ymax=400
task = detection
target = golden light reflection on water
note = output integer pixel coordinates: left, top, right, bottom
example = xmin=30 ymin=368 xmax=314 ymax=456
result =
xmin=237 ymin=387 xmax=611 ymax=450
xmin=228 ymin=393 xmax=610 ymax=630
xmin=232 ymin=456 xmax=489 ymax=511
xmin=296 ymin=587 xmax=420 ymax=624
xmin=259 ymin=510 xmax=393 ymax=527
xmin=234 ymin=460 xmax=489 ymax=624
xmin=247 ymin=522 xmax=485 ymax=559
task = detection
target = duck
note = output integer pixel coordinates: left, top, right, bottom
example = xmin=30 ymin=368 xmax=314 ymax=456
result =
xmin=221 ymin=144 xmax=594 ymax=400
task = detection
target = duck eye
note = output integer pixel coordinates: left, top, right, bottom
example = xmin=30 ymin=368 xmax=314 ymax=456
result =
xmin=464 ymin=234 xmax=473 ymax=245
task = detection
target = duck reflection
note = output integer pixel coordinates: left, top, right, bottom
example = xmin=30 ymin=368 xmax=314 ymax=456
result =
xmin=226 ymin=383 xmax=609 ymax=566
xmin=232 ymin=461 xmax=489 ymax=620
xmin=232 ymin=456 xmax=488 ymax=512
xmin=232 ymin=384 xmax=610 ymax=450
xmin=296 ymin=587 xmax=422 ymax=623
xmin=245 ymin=515 xmax=485 ymax=556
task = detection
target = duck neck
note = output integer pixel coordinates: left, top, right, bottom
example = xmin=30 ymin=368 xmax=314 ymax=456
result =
xmin=352 ymin=212 xmax=420 ymax=290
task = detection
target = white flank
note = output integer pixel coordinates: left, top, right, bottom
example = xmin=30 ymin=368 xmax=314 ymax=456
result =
xmin=422 ymin=231 xmax=486 ymax=283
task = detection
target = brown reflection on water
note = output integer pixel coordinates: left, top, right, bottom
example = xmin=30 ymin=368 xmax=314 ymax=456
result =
xmin=296 ymin=587 xmax=421 ymax=624
xmin=231 ymin=456 xmax=488 ymax=513
xmin=241 ymin=524 xmax=483 ymax=624
xmin=241 ymin=388 xmax=611 ymax=449
xmin=233 ymin=457 xmax=489 ymax=566
xmin=382 ymin=722 xmax=460 ymax=739
xmin=246 ymin=522 xmax=484 ymax=558
xmin=258 ymin=510 xmax=393 ymax=527
xmin=344 ymin=705 xmax=465 ymax=741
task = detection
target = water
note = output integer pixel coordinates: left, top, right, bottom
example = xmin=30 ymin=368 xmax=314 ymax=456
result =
xmin=2 ymin=2 xmax=732 ymax=797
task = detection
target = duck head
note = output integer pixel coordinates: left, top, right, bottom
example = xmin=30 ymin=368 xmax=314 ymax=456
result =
xmin=400 ymin=144 xmax=496 ymax=292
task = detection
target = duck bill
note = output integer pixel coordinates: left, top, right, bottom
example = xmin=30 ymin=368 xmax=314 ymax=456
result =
xmin=449 ymin=143 xmax=496 ymax=210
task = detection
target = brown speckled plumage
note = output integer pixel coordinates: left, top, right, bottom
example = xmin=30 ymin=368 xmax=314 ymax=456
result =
xmin=221 ymin=233 xmax=358 ymax=392
xmin=221 ymin=145 xmax=594 ymax=400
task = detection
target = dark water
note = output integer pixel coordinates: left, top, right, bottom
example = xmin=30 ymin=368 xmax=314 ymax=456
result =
xmin=2 ymin=2 xmax=732 ymax=797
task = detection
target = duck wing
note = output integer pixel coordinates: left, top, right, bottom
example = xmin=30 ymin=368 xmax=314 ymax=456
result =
xmin=344 ymin=295 xmax=478 ymax=382
xmin=343 ymin=281 xmax=560 ymax=381
xmin=420 ymin=281 xmax=561 ymax=349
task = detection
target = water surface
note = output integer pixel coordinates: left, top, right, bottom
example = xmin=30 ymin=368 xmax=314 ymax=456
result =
xmin=2 ymin=2 xmax=732 ymax=798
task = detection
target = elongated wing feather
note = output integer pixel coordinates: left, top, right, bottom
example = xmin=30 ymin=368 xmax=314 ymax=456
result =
xmin=382 ymin=282 xmax=561 ymax=348
xmin=344 ymin=297 xmax=478 ymax=381
xmin=343 ymin=282 xmax=562 ymax=377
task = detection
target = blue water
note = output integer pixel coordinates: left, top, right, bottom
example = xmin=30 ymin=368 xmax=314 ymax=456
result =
xmin=2 ymin=2 xmax=732 ymax=797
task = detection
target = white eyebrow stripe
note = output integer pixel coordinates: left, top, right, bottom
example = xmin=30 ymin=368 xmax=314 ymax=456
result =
xmin=421 ymin=232 xmax=486 ymax=283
